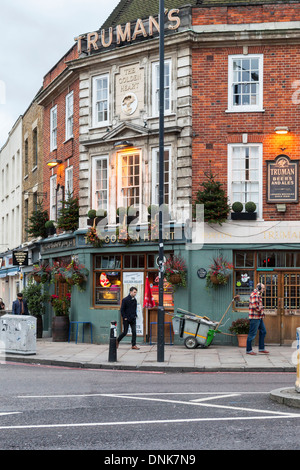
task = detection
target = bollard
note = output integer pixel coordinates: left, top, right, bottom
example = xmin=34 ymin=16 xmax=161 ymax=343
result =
xmin=296 ymin=328 xmax=300 ymax=393
xmin=108 ymin=321 xmax=117 ymax=362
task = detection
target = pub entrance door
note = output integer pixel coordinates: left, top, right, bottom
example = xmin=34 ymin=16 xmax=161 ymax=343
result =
xmin=258 ymin=272 xmax=300 ymax=345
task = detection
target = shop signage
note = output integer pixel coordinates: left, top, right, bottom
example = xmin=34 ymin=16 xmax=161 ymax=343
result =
xmin=13 ymin=251 xmax=28 ymax=266
xmin=41 ymin=238 xmax=76 ymax=254
xmin=267 ymin=155 xmax=299 ymax=203
xmin=75 ymin=9 xmax=181 ymax=54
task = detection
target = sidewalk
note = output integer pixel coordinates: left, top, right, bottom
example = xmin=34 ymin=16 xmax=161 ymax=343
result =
xmin=1 ymin=338 xmax=297 ymax=373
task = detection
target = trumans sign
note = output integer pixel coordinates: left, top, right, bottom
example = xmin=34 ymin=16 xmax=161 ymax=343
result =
xmin=267 ymin=155 xmax=299 ymax=203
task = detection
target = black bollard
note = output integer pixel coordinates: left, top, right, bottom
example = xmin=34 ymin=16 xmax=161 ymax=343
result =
xmin=108 ymin=321 xmax=117 ymax=362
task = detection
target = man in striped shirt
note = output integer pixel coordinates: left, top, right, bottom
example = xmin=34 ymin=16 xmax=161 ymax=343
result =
xmin=246 ymin=283 xmax=269 ymax=355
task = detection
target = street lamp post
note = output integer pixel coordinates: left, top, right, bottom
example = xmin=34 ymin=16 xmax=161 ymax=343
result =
xmin=157 ymin=0 xmax=165 ymax=363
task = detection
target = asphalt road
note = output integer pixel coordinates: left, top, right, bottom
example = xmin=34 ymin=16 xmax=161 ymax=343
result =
xmin=0 ymin=362 xmax=299 ymax=452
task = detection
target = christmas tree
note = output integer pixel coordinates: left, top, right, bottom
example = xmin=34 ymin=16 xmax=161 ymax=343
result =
xmin=57 ymin=196 xmax=79 ymax=232
xmin=26 ymin=202 xmax=49 ymax=238
xmin=194 ymin=170 xmax=230 ymax=225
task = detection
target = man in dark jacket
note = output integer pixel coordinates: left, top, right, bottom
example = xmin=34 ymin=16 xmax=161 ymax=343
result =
xmin=12 ymin=293 xmax=29 ymax=315
xmin=117 ymin=287 xmax=140 ymax=349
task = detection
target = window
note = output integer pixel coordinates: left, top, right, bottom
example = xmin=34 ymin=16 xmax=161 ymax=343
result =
xmin=92 ymin=156 xmax=108 ymax=212
xmin=65 ymin=166 xmax=73 ymax=199
xmin=118 ymin=152 xmax=141 ymax=209
xmin=50 ymin=174 xmax=57 ymax=220
xmin=152 ymin=147 xmax=171 ymax=206
xmin=65 ymin=91 xmax=74 ymax=140
xmin=92 ymin=74 xmax=109 ymax=127
xmin=24 ymin=139 xmax=28 ymax=175
xmin=228 ymin=144 xmax=262 ymax=217
xmin=94 ymin=255 xmax=121 ymax=306
xmin=228 ymin=55 xmax=263 ymax=112
xmin=33 ymin=128 xmax=38 ymax=168
xmin=152 ymin=59 xmax=171 ymax=116
xmin=50 ymin=106 xmax=57 ymax=151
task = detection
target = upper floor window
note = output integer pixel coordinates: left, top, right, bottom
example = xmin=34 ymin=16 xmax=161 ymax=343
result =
xmin=228 ymin=144 xmax=262 ymax=218
xmin=92 ymin=74 xmax=109 ymax=127
xmin=33 ymin=128 xmax=38 ymax=168
xmin=152 ymin=59 xmax=171 ymax=116
xmin=92 ymin=156 xmax=109 ymax=212
xmin=65 ymin=91 xmax=74 ymax=140
xmin=50 ymin=174 xmax=57 ymax=220
xmin=118 ymin=152 xmax=141 ymax=209
xmin=151 ymin=146 xmax=171 ymax=206
xmin=50 ymin=105 xmax=57 ymax=151
xmin=228 ymin=55 xmax=263 ymax=112
xmin=65 ymin=166 xmax=73 ymax=199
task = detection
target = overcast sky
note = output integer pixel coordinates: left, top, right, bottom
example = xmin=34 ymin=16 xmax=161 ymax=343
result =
xmin=0 ymin=0 xmax=120 ymax=147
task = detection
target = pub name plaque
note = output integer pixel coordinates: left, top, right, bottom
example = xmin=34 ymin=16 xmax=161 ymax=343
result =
xmin=267 ymin=155 xmax=299 ymax=203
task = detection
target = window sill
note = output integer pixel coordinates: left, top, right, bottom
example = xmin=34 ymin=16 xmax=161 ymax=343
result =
xmin=225 ymin=108 xmax=265 ymax=113
xmin=31 ymin=166 xmax=37 ymax=173
xmin=64 ymin=136 xmax=73 ymax=144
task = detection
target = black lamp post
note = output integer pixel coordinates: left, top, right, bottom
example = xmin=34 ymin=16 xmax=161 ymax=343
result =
xmin=157 ymin=0 xmax=165 ymax=363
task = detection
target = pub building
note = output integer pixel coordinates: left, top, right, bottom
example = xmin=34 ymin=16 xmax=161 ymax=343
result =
xmin=37 ymin=0 xmax=300 ymax=346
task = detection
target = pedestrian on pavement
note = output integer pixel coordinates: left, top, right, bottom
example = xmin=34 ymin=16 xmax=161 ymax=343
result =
xmin=246 ymin=283 xmax=269 ymax=355
xmin=117 ymin=286 xmax=140 ymax=350
xmin=12 ymin=293 xmax=29 ymax=315
xmin=0 ymin=298 xmax=5 ymax=310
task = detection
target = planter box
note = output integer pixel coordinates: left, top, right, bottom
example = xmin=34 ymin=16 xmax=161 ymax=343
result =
xmin=231 ymin=212 xmax=257 ymax=220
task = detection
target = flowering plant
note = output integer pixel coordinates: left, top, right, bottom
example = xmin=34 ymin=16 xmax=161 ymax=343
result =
xmin=63 ymin=260 xmax=89 ymax=291
xmin=32 ymin=263 xmax=52 ymax=284
xmin=85 ymin=227 xmax=103 ymax=248
xmin=50 ymin=293 xmax=71 ymax=316
xmin=164 ymin=255 xmax=187 ymax=288
xmin=116 ymin=226 xmax=135 ymax=246
xmin=51 ymin=261 xmax=68 ymax=283
xmin=229 ymin=318 xmax=250 ymax=335
xmin=206 ymin=255 xmax=234 ymax=288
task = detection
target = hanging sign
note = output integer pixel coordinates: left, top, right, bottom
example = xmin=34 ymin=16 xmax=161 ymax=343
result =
xmin=267 ymin=155 xmax=299 ymax=203
xmin=13 ymin=251 xmax=28 ymax=266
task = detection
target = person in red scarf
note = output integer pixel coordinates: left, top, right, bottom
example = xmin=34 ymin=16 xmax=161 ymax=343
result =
xmin=246 ymin=283 xmax=269 ymax=355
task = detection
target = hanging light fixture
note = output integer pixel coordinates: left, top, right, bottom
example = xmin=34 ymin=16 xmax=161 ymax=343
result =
xmin=113 ymin=140 xmax=133 ymax=149
xmin=275 ymin=126 xmax=289 ymax=135
xmin=47 ymin=158 xmax=62 ymax=168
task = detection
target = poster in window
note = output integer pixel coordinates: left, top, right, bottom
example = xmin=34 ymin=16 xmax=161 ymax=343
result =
xmin=123 ymin=272 xmax=144 ymax=336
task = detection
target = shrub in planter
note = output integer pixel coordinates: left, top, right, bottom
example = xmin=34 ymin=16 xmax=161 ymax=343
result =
xmin=245 ymin=201 xmax=256 ymax=213
xmin=232 ymin=202 xmax=243 ymax=213
xmin=22 ymin=278 xmax=49 ymax=338
xmin=45 ymin=220 xmax=56 ymax=236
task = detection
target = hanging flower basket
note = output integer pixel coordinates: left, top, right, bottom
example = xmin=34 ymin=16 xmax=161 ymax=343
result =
xmin=206 ymin=255 xmax=233 ymax=289
xmin=169 ymin=273 xmax=182 ymax=285
xmin=164 ymin=255 xmax=187 ymax=289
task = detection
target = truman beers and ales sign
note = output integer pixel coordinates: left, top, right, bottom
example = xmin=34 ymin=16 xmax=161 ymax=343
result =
xmin=267 ymin=155 xmax=299 ymax=203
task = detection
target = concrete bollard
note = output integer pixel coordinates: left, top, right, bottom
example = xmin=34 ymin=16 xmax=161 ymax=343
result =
xmin=296 ymin=328 xmax=300 ymax=393
xmin=108 ymin=321 xmax=117 ymax=362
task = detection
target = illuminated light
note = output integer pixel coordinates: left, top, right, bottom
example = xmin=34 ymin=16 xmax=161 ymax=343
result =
xmin=113 ymin=140 xmax=133 ymax=149
xmin=275 ymin=126 xmax=289 ymax=135
xmin=47 ymin=159 xmax=62 ymax=168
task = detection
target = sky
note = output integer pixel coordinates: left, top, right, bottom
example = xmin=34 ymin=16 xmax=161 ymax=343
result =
xmin=0 ymin=0 xmax=120 ymax=147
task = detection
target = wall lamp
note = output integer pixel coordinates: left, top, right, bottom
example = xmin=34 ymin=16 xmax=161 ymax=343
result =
xmin=113 ymin=140 xmax=133 ymax=149
xmin=47 ymin=158 xmax=62 ymax=168
xmin=275 ymin=126 xmax=289 ymax=135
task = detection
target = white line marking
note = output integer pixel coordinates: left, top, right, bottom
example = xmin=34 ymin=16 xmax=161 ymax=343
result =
xmin=17 ymin=391 xmax=269 ymax=399
xmin=100 ymin=393 xmax=300 ymax=417
xmin=0 ymin=414 xmax=299 ymax=431
xmin=0 ymin=412 xmax=21 ymax=417
xmin=190 ymin=393 xmax=240 ymax=402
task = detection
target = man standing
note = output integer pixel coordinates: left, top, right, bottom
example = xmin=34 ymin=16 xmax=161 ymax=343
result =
xmin=12 ymin=293 xmax=29 ymax=315
xmin=246 ymin=283 xmax=269 ymax=355
xmin=117 ymin=287 xmax=140 ymax=350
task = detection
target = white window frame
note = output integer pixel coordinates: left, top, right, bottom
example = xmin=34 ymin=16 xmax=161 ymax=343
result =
xmin=50 ymin=174 xmax=57 ymax=221
xmin=92 ymin=74 xmax=109 ymax=127
xmin=152 ymin=59 xmax=172 ymax=116
xmin=50 ymin=105 xmax=57 ymax=151
xmin=92 ymin=156 xmax=109 ymax=213
xmin=227 ymin=144 xmax=263 ymax=218
xmin=65 ymin=91 xmax=74 ymax=140
xmin=117 ymin=150 xmax=141 ymax=212
xmin=65 ymin=166 xmax=73 ymax=199
xmin=227 ymin=54 xmax=263 ymax=112
xmin=151 ymin=146 xmax=172 ymax=208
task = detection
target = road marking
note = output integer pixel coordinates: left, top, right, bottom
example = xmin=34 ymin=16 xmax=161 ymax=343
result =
xmin=100 ymin=393 xmax=300 ymax=417
xmin=0 ymin=414 xmax=299 ymax=431
xmin=190 ymin=393 xmax=240 ymax=402
xmin=0 ymin=412 xmax=21 ymax=417
xmin=17 ymin=391 xmax=269 ymax=399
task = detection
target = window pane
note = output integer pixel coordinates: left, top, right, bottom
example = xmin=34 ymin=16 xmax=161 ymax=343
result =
xmin=95 ymin=271 xmax=121 ymax=305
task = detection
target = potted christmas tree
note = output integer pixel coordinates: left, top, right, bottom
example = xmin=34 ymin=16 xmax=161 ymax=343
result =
xmin=193 ymin=170 xmax=230 ymax=225
xmin=57 ymin=196 xmax=79 ymax=232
